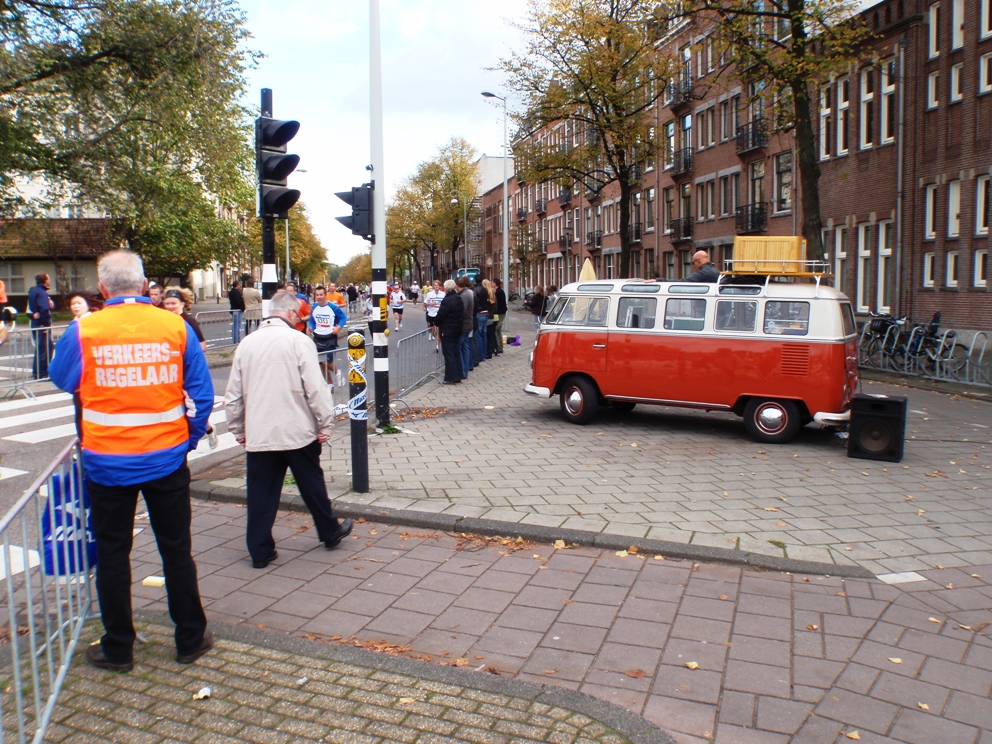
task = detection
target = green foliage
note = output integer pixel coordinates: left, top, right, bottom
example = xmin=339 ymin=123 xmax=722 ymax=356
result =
xmin=337 ymin=251 xmax=372 ymax=285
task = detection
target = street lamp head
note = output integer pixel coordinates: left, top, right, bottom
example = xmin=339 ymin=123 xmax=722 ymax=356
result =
xmin=481 ymin=91 xmax=504 ymax=101
xmin=450 ymin=197 xmax=459 ymax=205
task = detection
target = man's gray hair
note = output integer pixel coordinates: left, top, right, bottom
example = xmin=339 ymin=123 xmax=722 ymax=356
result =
xmin=269 ymin=290 xmax=300 ymax=313
xmin=98 ymin=251 xmax=146 ymax=296
xmin=443 ymin=279 xmax=457 ymax=292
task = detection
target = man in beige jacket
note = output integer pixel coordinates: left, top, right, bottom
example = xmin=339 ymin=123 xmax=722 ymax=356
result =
xmin=225 ymin=290 xmax=352 ymax=568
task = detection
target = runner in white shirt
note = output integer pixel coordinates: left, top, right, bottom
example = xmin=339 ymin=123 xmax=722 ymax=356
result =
xmin=423 ymin=280 xmax=445 ymax=351
xmin=389 ymin=286 xmax=406 ymax=330
xmin=409 ymin=281 xmax=420 ymax=306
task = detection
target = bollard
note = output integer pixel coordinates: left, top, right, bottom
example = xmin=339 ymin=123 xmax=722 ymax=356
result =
xmin=346 ymin=330 xmax=369 ymax=493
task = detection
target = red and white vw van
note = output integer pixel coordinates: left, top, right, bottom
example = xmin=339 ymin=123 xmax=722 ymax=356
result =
xmin=524 ymin=276 xmax=859 ymax=443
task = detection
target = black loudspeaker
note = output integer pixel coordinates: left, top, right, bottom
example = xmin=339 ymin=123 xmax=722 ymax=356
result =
xmin=847 ymin=394 xmax=907 ymax=463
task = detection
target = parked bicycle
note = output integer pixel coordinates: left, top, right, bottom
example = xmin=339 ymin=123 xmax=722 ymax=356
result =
xmin=860 ymin=311 xmax=969 ymax=380
xmin=859 ymin=311 xmax=908 ymax=369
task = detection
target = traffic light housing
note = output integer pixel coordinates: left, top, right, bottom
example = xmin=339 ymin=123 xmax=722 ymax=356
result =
xmin=336 ymin=183 xmax=374 ymax=241
xmin=255 ymin=116 xmax=301 ymax=218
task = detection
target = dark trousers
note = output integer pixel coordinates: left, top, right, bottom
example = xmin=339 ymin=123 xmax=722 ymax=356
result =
xmin=459 ymin=331 xmax=473 ymax=378
xmin=486 ymin=321 xmax=497 ymax=359
xmin=441 ymin=332 xmax=462 ymax=382
xmin=88 ymin=463 xmax=206 ymax=662
xmin=31 ymin=326 xmax=52 ymax=378
xmin=245 ymin=440 xmax=339 ymax=562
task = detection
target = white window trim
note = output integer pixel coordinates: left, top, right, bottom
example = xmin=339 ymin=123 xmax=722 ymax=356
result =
xmin=923 ymin=252 xmax=936 ymax=287
xmin=925 ymin=184 xmax=938 ymax=240
xmin=837 ymin=77 xmax=850 ymax=156
xmin=950 ymin=63 xmax=963 ymax=103
xmin=833 ymin=228 xmax=847 ymax=294
xmin=858 ymin=70 xmax=873 ymax=150
xmin=984 ymin=0 xmax=992 ymax=39
xmin=927 ymin=71 xmax=939 ymax=109
xmin=951 ymin=0 xmax=964 ymax=50
xmin=948 ymin=180 xmax=961 ymax=238
xmin=929 ymin=2 xmax=941 ymax=58
xmin=819 ymin=84 xmax=833 ymax=160
xmin=857 ymin=223 xmax=871 ymax=313
xmin=981 ymin=53 xmax=992 ymax=94
xmin=946 ymin=251 xmax=959 ymax=288
xmin=975 ymin=249 xmax=988 ymax=287
xmin=877 ymin=221 xmax=893 ymax=313
xmin=978 ymin=176 xmax=990 ymax=236
xmin=881 ymin=62 xmax=897 ymax=145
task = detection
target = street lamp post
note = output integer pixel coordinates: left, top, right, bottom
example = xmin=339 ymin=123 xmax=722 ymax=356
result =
xmin=481 ymin=91 xmax=509 ymax=291
xmin=450 ymin=195 xmax=468 ymax=268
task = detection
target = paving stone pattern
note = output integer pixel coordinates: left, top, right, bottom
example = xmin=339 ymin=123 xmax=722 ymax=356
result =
xmin=195 ymin=316 xmax=992 ymax=575
xmin=112 ymin=503 xmax=992 ymax=744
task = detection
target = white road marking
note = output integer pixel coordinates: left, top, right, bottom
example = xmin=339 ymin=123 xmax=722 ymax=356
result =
xmin=0 ymin=546 xmax=41 ymax=580
xmin=0 ymin=466 xmax=29 ymax=481
xmin=4 ymin=423 xmax=77 ymax=444
xmin=0 ymin=405 xmax=74 ymax=432
xmin=0 ymin=392 xmax=72 ymax=414
xmin=187 ymin=432 xmax=240 ymax=461
xmin=877 ymin=571 xmax=928 ymax=584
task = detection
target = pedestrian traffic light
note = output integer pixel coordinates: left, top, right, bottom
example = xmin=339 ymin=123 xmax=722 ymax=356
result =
xmin=335 ymin=183 xmax=374 ymax=241
xmin=255 ymin=116 xmax=301 ymax=218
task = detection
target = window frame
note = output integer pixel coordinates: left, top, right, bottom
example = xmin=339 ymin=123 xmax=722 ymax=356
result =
xmin=837 ymin=76 xmax=850 ymax=155
xmin=950 ymin=63 xmax=963 ymax=103
xmin=951 ymin=0 xmax=964 ymax=50
xmin=881 ymin=60 xmax=897 ymax=144
xmin=948 ymin=179 xmax=961 ymax=238
xmin=927 ymin=70 xmax=939 ymax=109
xmin=833 ymin=227 xmax=848 ymax=296
xmin=819 ymin=83 xmax=833 ymax=159
xmin=774 ymin=151 xmax=793 ymax=213
xmin=858 ymin=69 xmax=873 ymax=150
xmin=984 ymin=0 xmax=992 ymax=39
xmin=975 ymin=249 xmax=988 ymax=288
xmin=929 ymin=2 xmax=941 ymax=58
xmin=877 ymin=220 xmax=894 ymax=313
xmin=946 ymin=251 xmax=959 ymax=288
xmin=977 ymin=176 xmax=990 ymax=236
xmin=925 ymin=184 xmax=938 ymax=240
xmin=980 ymin=53 xmax=992 ymax=94
xmin=856 ymin=223 xmax=871 ymax=313
xmin=923 ymin=252 xmax=936 ymax=288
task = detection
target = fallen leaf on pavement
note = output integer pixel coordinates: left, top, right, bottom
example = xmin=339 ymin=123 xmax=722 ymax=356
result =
xmin=888 ymin=658 xmax=902 ymax=664
xmin=719 ymin=595 xmax=729 ymax=600
xmin=369 ymin=529 xmax=377 ymax=536
xmin=624 ymin=669 xmax=647 ymax=678
xmin=959 ymin=625 xmax=974 ymax=631
xmin=807 ymin=624 xmax=819 ymax=631
xmin=654 ymin=555 xmax=665 ymax=561
xmin=544 ymin=669 xmax=558 ymax=675
xmin=764 ymin=507 xmax=779 ymax=512
xmin=554 ymin=540 xmax=566 ymax=549
xmin=192 ymin=687 xmax=211 ymax=700
xmin=918 ymin=703 xmax=930 ymax=711
xmin=928 ymin=617 xmax=941 ymax=623
xmin=451 ymin=658 xmax=469 ymax=667
xmin=616 ymin=550 xmax=629 ymax=557
xmin=399 ymin=698 xmax=415 ymax=704
xmin=628 ymin=545 xmax=639 ymax=554
xmin=845 ymin=732 xmax=861 ymax=740
xmin=685 ymin=661 xmax=699 ymax=670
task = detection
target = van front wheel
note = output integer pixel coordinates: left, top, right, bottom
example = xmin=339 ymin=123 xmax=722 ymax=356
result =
xmin=743 ymin=399 xmax=802 ymax=444
xmin=560 ymin=376 xmax=599 ymax=425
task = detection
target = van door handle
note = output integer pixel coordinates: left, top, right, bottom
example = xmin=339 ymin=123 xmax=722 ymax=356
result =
xmin=592 ymin=343 xmax=606 ymax=349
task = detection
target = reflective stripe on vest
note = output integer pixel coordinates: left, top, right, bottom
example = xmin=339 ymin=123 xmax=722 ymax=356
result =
xmin=77 ymin=304 xmax=190 ymax=456
xmin=81 ymin=404 xmax=186 ymax=427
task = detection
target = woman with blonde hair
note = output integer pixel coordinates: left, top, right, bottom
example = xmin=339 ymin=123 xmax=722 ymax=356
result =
xmin=482 ymin=279 xmax=498 ymax=359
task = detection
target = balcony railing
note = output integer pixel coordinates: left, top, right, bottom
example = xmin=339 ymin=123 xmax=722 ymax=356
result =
xmin=516 ymin=207 xmax=527 ymax=221
xmin=736 ymin=202 xmax=768 ymax=234
xmin=629 ymin=164 xmax=642 ymax=183
xmin=630 ymin=222 xmax=643 ymax=242
xmin=558 ymin=232 xmax=573 ymax=252
xmin=670 ymin=217 xmax=693 ymax=242
xmin=672 ymin=147 xmax=693 ymax=176
xmin=736 ymin=118 xmax=768 ymax=154
xmin=535 ymin=199 xmax=547 ymax=214
xmin=558 ymin=189 xmax=572 ymax=207
xmin=592 ymin=230 xmax=603 ymax=247
xmin=670 ymin=78 xmax=694 ymax=107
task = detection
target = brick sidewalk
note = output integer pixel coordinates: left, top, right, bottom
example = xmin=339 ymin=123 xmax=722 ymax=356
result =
xmin=74 ymin=501 xmax=990 ymax=744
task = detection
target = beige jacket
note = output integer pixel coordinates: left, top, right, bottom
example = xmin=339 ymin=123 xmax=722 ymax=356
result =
xmin=242 ymin=286 xmax=262 ymax=320
xmin=225 ymin=317 xmax=335 ymax=451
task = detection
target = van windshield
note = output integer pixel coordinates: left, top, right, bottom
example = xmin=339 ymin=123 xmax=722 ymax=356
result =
xmin=546 ymin=296 xmax=610 ymax=327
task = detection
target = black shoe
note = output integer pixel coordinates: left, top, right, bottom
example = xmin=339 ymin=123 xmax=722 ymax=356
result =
xmin=441 ymin=380 xmax=461 ymax=385
xmin=86 ymin=643 xmax=133 ymax=672
xmin=324 ymin=518 xmax=354 ymax=549
xmin=252 ymin=550 xmax=278 ymax=569
xmin=176 ymin=630 xmax=214 ymax=664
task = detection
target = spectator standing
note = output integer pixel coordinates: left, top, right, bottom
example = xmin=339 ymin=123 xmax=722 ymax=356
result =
xmin=481 ymin=279 xmax=498 ymax=360
xmin=493 ymin=278 xmax=507 ymax=355
xmin=346 ymin=283 xmax=359 ymax=314
xmin=456 ymin=277 xmax=475 ymax=379
xmin=224 ymin=290 xmax=353 ymax=569
xmin=423 ymin=280 xmax=444 ymax=351
xmin=389 ymin=285 xmax=406 ymax=330
xmin=228 ymin=281 xmax=245 ymax=344
xmin=309 ymin=285 xmax=347 ymax=385
xmin=242 ymin=279 xmax=262 ymax=335
xmin=163 ymin=289 xmax=206 ymax=353
xmin=28 ymin=272 xmax=54 ymax=378
xmin=0 ymin=277 xmax=7 ymax=315
xmin=526 ymin=286 xmax=545 ymax=331
xmin=434 ymin=280 xmax=464 ymax=384
xmin=473 ymin=279 xmax=489 ymax=364
xmin=544 ymin=286 xmax=558 ymax=320
xmin=49 ymin=250 xmax=214 ymax=671
xmin=148 ymin=282 xmax=163 ymax=308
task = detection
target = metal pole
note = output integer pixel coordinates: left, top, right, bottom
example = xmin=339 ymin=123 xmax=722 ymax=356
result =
xmin=347 ymin=331 xmax=369 ymax=492
xmin=369 ymin=0 xmax=389 ymax=426
xmin=260 ymin=89 xmax=277 ymax=311
xmin=285 ymin=218 xmax=291 ymax=283
xmin=501 ymin=97 xmax=510 ymax=292
xmin=463 ymin=199 xmax=468 ymax=268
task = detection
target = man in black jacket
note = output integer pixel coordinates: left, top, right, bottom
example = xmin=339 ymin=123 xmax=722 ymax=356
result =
xmin=434 ymin=280 xmax=464 ymax=384
xmin=687 ymin=251 xmax=720 ymax=282
xmin=456 ymin=277 xmax=475 ymax=379
xmin=228 ymin=281 xmax=246 ymax=344
xmin=28 ymin=272 xmax=54 ymax=378
xmin=493 ymin=278 xmax=508 ymax=355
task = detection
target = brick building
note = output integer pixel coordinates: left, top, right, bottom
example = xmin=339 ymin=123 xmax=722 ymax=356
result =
xmin=476 ymin=0 xmax=990 ymax=330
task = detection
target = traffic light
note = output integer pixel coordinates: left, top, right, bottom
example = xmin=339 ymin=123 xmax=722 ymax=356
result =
xmin=335 ymin=183 xmax=374 ymax=241
xmin=255 ymin=116 xmax=301 ymax=218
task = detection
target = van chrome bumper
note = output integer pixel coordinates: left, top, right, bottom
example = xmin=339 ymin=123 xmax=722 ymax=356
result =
xmin=813 ymin=410 xmax=851 ymax=426
xmin=524 ymin=383 xmax=552 ymax=398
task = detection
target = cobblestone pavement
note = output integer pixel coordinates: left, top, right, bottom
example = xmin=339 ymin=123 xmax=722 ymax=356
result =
xmin=72 ymin=502 xmax=992 ymax=744
xmin=53 ymin=620 xmax=665 ymax=743
xmin=193 ymin=314 xmax=992 ymax=576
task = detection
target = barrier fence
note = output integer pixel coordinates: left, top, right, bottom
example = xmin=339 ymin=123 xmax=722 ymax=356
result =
xmin=392 ymin=328 xmax=443 ymax=401
xmin=0 ymin=439 xmax=94 ymax=743
xmin=196 ymin=304 xmax=369 ymax=351
xmin=0 ymin=325 xmax=71 ymax=400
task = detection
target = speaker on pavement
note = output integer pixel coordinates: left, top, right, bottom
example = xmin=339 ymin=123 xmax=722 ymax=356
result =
xmin=847 ymin=394 xmax=907 ymax=463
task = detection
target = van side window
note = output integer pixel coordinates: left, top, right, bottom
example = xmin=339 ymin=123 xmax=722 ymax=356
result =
xmin=840 ymin=303 xmax=856 ymax=336
xmin=715 ymin=300 xmax=757 ymax=332
xmin=664 ymin=298 xmax=706 ymax=331
xmin=549 ymin=296 xmax=610 ymax=327
xmin=617 ymin=297 xmax=657 ymax=329
xmin=764 ymin=301 xmax=810 ymax=336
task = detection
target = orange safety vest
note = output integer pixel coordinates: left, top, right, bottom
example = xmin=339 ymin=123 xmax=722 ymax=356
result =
xmin=77 ymin=302 xmax=189 ymax=456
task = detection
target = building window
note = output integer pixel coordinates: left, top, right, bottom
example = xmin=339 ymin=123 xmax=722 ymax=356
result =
xmin=680 ymin=250 xmax=692 ymax=278
xmin=925 ymin=184 xmax=938 ymax=239
xmin=948 ymin=180 xmax=961 ymax=238
xmin=975 ymin=249 xmax=988 ymax=287
xmin=881 ymin=60 xmax=897 ymax=144
xmin=878 ymin=220 xmax=894 ymax=313
xmin=923 ymin=252 xmax=936 ymax=287
xmin=837 ymin=77 xmax=850 ymax=155
xmin=663 ymin=121 xmax=675 ymax=168
xmin=585 ymin=208 xmax=592 ymax=241
xmin=980 ymin=54 xmax=992 ymax=94
xmin=605 ymin=254 xmax=615 ymax=280
xmin=928 ymin=71 xmax=939 ymax=108
xmin=662 ymin=187 xmax=674 ymax=232
xmin=680 ymin=113 xmax=692 ymax=150
xmin=833 ymin=227 xmax=848 ymax=295
xmin=946 ymin=251 xmax=959 ymax=287
xmin=719 ymin=176 xmax=731 ymax=216
xmin=857 ymin=223 xmax=871 ymax=312
xmin=774 ymin=152 xmax=792 ymax=212
xmin=977 ymin=176 xmax=990 ymax=235
xmin=819 ymin=84 xmax=833 ymax=159
xmin=0 ymin=261 xmax=25 ymax=293
xmin=984 ymin=0 xmax=992 ymax=39
xmin=950 ymin=63 xmax=963 ymax=103
xmin=749 ymin=161 xmax=764 ymax=204
xmin=951 ymin=0 xmax=964 ymax=49
xmin=646 ymin=188 xmax=656 ymax=231
xmin=859 ymin=69 xmax=874 ymax=149
xmin=719 ymin=100 xmax=730 ymax=141
xmin=697 ymin=184 xmax=707 ymax=220
xmin=680 ymin=182 xmax=692 ymax=218
xmin=929 ymin=2 xmax=940 ymax=58
xmin=665 ymin=251 xmax=675 ymax=279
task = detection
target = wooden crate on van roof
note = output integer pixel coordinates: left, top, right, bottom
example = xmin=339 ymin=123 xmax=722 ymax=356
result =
xmin=728 ymin=236 xmax=808 ymax=275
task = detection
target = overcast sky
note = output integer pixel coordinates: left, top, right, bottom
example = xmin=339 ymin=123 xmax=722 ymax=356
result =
xmin=237 ymin=0 xmax=532 ymax=266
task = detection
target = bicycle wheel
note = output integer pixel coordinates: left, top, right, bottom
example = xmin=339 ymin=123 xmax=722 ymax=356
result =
xmin=941 ymin=345 xmax=969 ymax=381
xmin=865 ymin=337 xmax=884 ymax=368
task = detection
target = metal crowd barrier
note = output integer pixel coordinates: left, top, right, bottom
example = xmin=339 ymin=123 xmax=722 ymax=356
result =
xmin=0 ymin=439 xmax=94 ymax=743
xmin=859 ymin=325 xmax=992 ymax=388
xmin=197 ymin=304 xmax=369 ymax=351
xmin=391 ymin=328 xmax=442 ymax=401
xmin=0 ymin=325 xmax=70 ymax=400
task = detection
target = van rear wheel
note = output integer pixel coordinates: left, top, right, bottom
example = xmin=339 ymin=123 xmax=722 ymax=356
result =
xmin=743 ymin=399 xmax=802 ymax=444
xmin=560 ymin=376 xmax=599 ymax=425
